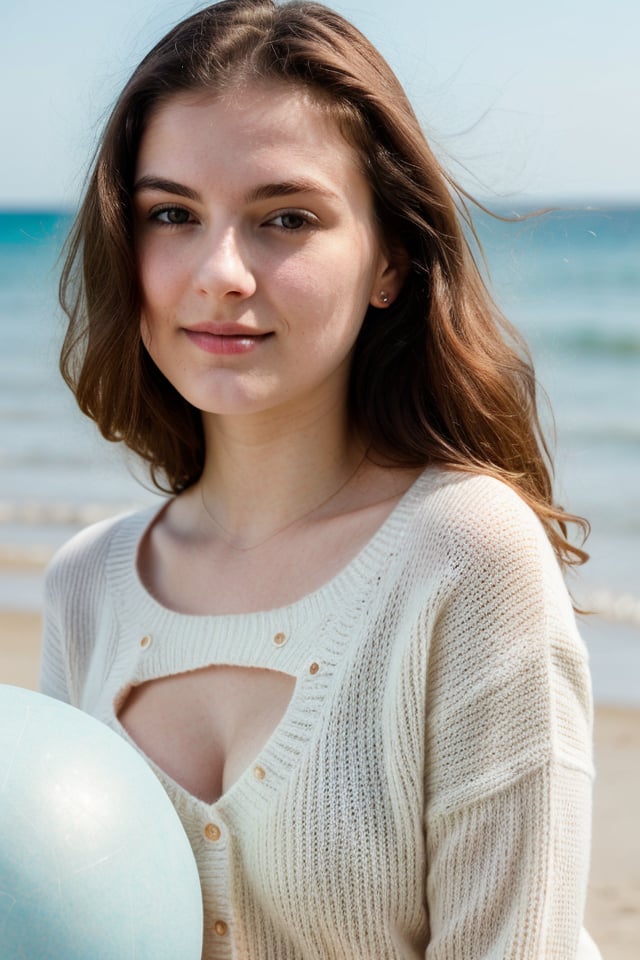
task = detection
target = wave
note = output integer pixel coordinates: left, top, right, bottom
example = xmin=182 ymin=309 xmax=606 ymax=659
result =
xmin=536 ymin=329 xmax=640 ymax=358
xmin=563 ymin=423 xmax=640 ymax=449
xmin=0 ymin=450 xmax=119 ymax=469
xmin=0 ymin=501 xmax=145 ymax=526
xmin=577 ymin=588 xmax=640 ymax=630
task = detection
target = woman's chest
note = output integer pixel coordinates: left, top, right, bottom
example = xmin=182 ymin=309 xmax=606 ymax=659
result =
xmin=87 ymin=601 xmax=431 ymax=957
xmin=117 ymin=664 xmax=297 ymax=804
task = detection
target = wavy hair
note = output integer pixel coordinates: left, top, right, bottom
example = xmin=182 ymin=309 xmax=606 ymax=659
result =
xmin=59 ymin=0 xmax=588 ymax=567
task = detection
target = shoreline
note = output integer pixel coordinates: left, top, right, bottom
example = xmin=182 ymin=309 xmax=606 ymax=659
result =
xmin=1 ymin=609 xmax=638 ymax=957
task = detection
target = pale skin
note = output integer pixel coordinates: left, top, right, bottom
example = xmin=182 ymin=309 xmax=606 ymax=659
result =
xmin=118 ymin=81 xmax=419 ymax=803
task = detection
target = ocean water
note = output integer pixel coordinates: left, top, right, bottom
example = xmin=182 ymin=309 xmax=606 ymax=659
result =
xmin=1 ymin=206 xmax=638 ymax=704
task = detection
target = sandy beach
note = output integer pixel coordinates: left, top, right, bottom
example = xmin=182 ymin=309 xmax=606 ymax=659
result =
xmin=1 ymin=609 xmax=638 ymax=958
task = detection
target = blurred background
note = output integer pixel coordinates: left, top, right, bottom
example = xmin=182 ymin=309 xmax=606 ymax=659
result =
xmin=1 ymin=1 xmax=639 ymax=954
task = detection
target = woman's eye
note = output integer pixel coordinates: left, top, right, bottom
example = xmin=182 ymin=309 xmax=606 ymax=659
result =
xmin=150 ymin=206 xmax=193 ymax=225
xmin=268 ymin=211 xmax=315 ymax=231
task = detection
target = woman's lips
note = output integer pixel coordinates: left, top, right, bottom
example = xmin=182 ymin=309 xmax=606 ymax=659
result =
xmin=184 ymin=328 xmax=273 ymax=355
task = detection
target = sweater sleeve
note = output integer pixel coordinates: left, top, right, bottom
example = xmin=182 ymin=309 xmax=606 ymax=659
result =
xmin=39 ymin=515 xmax=123 ymax=707
xmin=423 ymin=484 xmax=597 ymax=958
xmin=39 ymin=556 xmax=72 ymax=703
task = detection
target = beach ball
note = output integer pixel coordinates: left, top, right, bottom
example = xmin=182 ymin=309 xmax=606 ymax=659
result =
xmin=0 ymin=684 xmax=203 ymax=959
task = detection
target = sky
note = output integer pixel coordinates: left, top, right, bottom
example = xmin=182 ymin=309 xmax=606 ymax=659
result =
xmin=2 ymin=0 xmax=638 ymax=208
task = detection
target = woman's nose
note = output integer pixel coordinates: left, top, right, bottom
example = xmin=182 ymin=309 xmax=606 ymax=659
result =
xmin=193 ymin=228 xmax=256 ymax=300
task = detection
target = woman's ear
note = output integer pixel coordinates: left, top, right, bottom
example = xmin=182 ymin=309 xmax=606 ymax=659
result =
xmin=369 ymin=243 xmax=410 ymax=308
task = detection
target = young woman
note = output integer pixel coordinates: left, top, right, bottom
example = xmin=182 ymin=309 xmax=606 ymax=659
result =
xmin=42 ymin=1 xmax=601 ymax=956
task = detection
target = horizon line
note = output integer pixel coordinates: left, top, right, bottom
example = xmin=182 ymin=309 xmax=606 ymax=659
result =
xmin=1 ymin=195 xmax=640 ymax=215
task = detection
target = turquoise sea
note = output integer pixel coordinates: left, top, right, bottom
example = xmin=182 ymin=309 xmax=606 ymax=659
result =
xmin=0 ymin=205 xmax=638 ymax=704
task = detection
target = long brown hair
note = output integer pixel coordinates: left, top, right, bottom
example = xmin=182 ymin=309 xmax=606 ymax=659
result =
xmin=59 ymin=0 xmax=588 ymax=567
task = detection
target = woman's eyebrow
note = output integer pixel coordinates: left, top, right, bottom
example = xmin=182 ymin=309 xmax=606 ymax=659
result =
xmin=245 ymin=179 xmax=340 ymax=203
xmin=132 ymin=175 xmax=339 ymax=204
xmin=133 ymin=175 xmax=201 ymax=201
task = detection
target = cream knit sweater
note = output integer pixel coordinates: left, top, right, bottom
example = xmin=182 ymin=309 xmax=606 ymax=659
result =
xmin=41 ymin=467 xmax=601 ymax=959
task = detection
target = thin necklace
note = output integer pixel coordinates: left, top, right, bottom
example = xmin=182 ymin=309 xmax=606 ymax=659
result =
xmin=199 ymin=449 xmax=369 ymax=552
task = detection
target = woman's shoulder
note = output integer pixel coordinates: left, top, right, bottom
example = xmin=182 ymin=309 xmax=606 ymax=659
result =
xmin=45 ymin=502 xmax=165 ymax=592
xmin=409 ymin=466 xmax=570 ymax=606
xmin=417 ymin=466 xmax=549 ymax=553
xmin=416 ymin=467 xmax=578 ymax=631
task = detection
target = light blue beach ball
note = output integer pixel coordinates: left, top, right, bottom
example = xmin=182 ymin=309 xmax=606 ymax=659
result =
xmin=0 ymin=684 xmax=203 ymax=959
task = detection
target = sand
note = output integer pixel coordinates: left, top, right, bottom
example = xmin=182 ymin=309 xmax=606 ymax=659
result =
xmin=1 ymin=609 xmax=638 ymax=957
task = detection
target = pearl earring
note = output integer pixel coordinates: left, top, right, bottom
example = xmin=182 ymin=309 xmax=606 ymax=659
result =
xmin=378 ymin=291 xmax=389 ymax=304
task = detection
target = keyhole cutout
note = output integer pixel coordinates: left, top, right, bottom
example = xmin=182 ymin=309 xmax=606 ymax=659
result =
xmin=117 ymin=665 xmax=296 ymax=804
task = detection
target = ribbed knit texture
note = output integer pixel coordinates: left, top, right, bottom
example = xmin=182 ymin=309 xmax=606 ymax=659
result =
xmin=40 ymin=467 xmax=601 ymax=958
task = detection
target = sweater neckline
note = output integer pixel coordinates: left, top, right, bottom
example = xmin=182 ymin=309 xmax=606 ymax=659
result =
xmin=104 ymin=465 xmax=445 ymax=815
xmin=108 ymin=465 xmax=442 ymax=625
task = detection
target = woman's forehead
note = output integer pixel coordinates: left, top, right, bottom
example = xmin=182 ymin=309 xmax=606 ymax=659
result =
xmin=146 ymin=80 xmax=340 ymax=141
xmin=136 ymin=82 xmax=365 ymax=193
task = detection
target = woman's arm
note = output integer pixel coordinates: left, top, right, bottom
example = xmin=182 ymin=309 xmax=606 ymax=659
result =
xmin=40 ymin=561 xmax=72 ymax=703
xmin=423 ymin=489 xmax=599 ymax=958
xmin=39 ymin=515 xmax=121 ymax=706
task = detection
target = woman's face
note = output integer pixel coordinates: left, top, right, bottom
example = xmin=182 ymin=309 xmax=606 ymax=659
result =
xmin=133 ymin=82 xmax=404 ymax=423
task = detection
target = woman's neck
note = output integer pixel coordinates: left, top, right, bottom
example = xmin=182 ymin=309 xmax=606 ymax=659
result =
xmin=196 ymin=406 xmax=367 ymax=551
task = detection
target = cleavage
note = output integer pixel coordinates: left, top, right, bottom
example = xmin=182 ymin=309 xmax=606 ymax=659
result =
xmin=117 ymin=664 xmax=296 ymax=804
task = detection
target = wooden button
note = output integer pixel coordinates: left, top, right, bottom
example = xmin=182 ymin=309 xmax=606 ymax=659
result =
xmin=253 ymin=765 xmax=266 ymax=781
xmin=214 ymin=920 xmax=228 ymax=936
xmin=204 ymin=822 xmax=221 ymax=842
xmin=309 ymin=662 xmax=320 ymax=675
xmin=139 ymin=635 xmax=152 ymax=649
xmin=273 ymin=632 xmax=287 ymax=646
